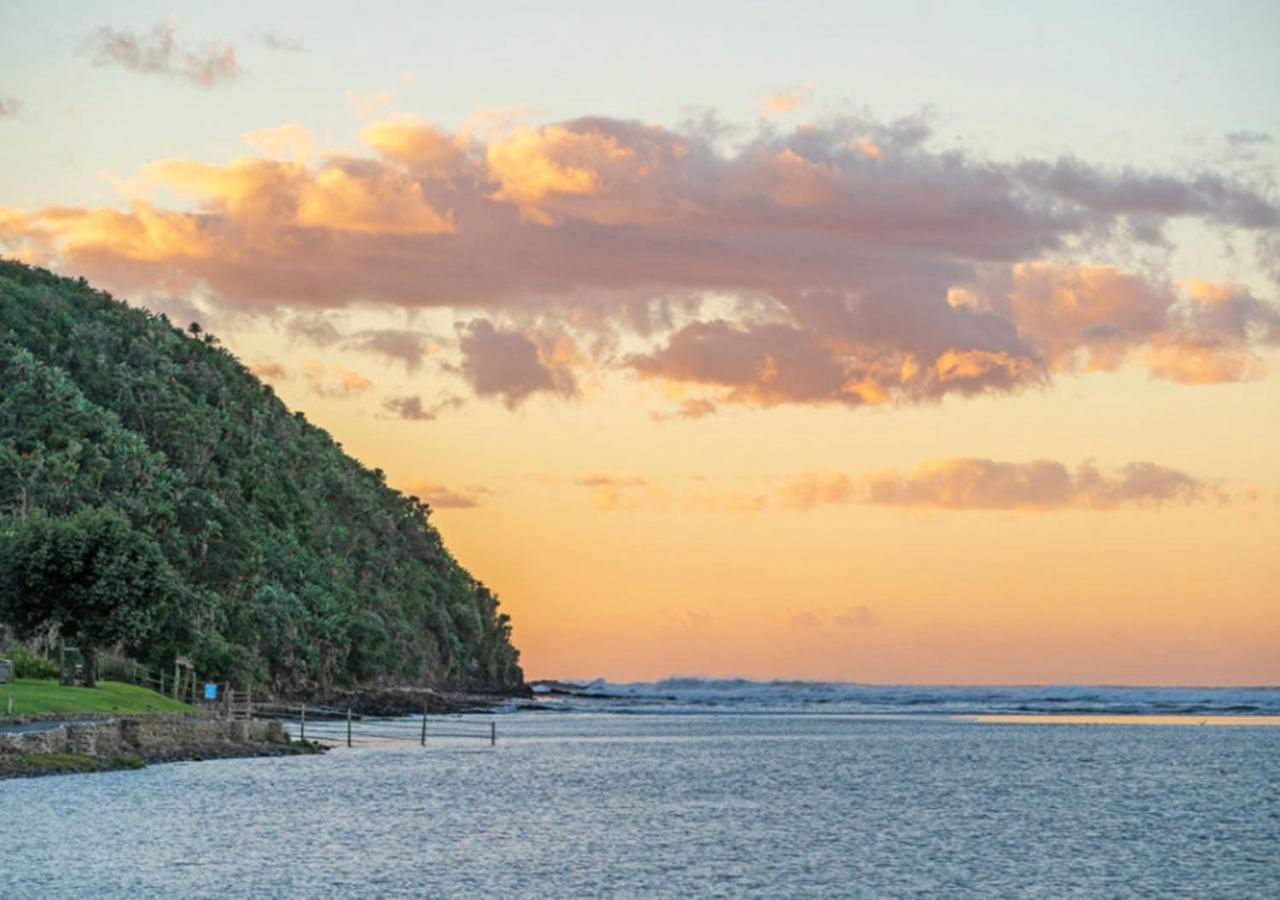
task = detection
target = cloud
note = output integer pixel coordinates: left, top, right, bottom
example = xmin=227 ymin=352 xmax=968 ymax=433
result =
xmin=1225 ymin=130 xmax=1273 ymax=147
xmin=454 ymin=319 xmax=579 ymax=407
xmin=791 ymin=610 xmax=824 ymax=627
xmin=253 ymin=31 xmax=304 ymax=52
xmin=381 ymin=393 xmax=463 ymax=421
xmin=835 ymin=605 xmax=880 ymax=628
xmin=346 ymin=328 xmax=436 ymax=371
xmin=250 ymin=360 xmax=287 ymax=380
xmin=574 ymin=474 xmax=665 ymax=511
xmin=284 ymin=312 xmax=343 ymax=346
xmin=650 ymin=397 xmax=718 ymax=421
xmin=242 ymin=123 xmax=315 ymax=161
xmin=360 ymin=115 xmax=465 ymax=174
xmin=301 ymin=357 xmax=372 ymax=397
xmin=3 ymin=109 xmax=1277 ymax=413
xmin=403 ymin=479 xmax=488 ymax=509
xmin=778 ymin=472 xmax=856 ymax=509
xmin=348 ymin=90 xmax=396 ymax=119
xmin=762 ymin=82 xmax=815 ymax=117
xmin=859 ymin=458 xmax=1211 ymax=510
xmin=0 ymin=96 xmax=19 ymax=118
xmin=86 ymin=20 xmax=240 ymax=87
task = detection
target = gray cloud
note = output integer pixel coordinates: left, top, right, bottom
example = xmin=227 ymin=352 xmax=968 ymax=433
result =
xmin=284 ymin=312 xmax=343 ymax=346
xmin=381 ymin=393 xmax=463 ymax=421
xmin=453 ymin=319 xmax=578 ymax=408
xmin=86 ymin=20 xmax=240 ymax=87
xmin=1226 ymin=130 xmax=1273 ymax=147
xmin=346 ymin=328 xmax=436 ymax=371
xmin=861 ymin=459 xmax=1211 ymax=510
xmin=254 ymin=31 xmax=304 ymax=52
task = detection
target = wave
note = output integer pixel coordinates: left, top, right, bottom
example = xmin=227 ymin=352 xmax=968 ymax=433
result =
xmin=529 ymin=677 xmax=1280 ymax=716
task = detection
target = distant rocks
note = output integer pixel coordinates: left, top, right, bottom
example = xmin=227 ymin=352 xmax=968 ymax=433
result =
xmin=313 ymin=684 xmax=532 ymax=718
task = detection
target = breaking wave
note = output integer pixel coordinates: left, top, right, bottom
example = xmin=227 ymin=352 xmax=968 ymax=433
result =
xmin=530 ymin=677 xmax=1280 ymax=716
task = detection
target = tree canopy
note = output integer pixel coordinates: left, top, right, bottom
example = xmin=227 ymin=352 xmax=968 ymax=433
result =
xmin=0 ymin=508 xmax=173 ymax=687
xmin=0 ymin=259 xmax=521 ymax=693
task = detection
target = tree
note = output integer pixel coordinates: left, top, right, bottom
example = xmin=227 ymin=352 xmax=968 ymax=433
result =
xmin=0 ymin=508 xmax=173 ymax=687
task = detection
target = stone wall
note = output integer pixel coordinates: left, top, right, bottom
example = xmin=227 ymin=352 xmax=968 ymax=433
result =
xmin=0 ymin=715 xmax=285 ymax=757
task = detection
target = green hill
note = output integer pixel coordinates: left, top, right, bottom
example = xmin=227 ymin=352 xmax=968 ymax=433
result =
xmin=0 ymin=259 xmax=521 ymax=694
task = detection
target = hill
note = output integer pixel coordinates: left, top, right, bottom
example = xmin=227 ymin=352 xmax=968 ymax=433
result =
xmin=0 ymin=259 xmax=521 ymax=694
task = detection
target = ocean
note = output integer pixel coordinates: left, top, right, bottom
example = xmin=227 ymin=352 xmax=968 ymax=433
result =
xmin=1 ymin=680 xmax=1277 ymax=897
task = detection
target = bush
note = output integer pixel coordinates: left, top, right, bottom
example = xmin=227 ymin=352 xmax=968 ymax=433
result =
xmin=12 ymin=648 xmax=59 ymax=679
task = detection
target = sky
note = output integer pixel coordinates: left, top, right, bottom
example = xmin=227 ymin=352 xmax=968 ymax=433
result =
xmin=2 ymin=1 xmax=1278 ymax=684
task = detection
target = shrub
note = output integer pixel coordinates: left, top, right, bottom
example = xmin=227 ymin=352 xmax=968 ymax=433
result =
xmin=12 ymin=648 xmax=59 ymax=679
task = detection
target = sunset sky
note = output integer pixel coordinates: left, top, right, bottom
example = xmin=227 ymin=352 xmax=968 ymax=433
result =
xmin=2 ymin=1 xmax=1278 ymax=684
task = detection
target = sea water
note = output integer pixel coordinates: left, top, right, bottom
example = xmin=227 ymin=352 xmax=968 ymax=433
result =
xmin=1 ymin=683 xmax=1278 ymax=897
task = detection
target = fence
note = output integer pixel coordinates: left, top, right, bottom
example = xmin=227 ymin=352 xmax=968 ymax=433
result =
xmin=248 ymin=702 xmax=497 ymax=748
xmin=97 ymin=653 xmax=222 ymax=709
xmin=53 ymin=650 xmax=497 ymax=747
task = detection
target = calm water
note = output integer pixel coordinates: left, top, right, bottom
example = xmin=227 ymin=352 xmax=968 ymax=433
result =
xmin=1 ymin=710 xmax=1278 ymax=898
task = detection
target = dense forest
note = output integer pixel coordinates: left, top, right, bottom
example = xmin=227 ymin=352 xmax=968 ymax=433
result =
xmin=0 ymin=259 xmax=522 ymax=693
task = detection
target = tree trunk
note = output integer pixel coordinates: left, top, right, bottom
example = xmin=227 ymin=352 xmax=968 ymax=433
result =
xmin=81 ymin=646 xmax=97 ymax=688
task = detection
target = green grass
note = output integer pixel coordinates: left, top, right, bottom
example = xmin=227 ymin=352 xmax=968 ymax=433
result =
xmin=2 ymin=678 xmax=195 ymax=717
xmin=0 ymin=751 xmax=145 ymax=777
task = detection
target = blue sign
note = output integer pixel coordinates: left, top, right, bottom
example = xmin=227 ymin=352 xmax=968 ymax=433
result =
xmin=204 ymin=683 xmax=218 ymax=700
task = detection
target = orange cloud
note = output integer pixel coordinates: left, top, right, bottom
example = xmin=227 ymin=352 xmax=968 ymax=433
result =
xmin=242 ymin=123 xmax=316 ymax=161
xmin=360 ymin=115 xmax=465 ymax=174
xmin=574 ymin=474 xmax=667 ymax=511
xmin=2 ymin=110 xmax=1277 ymax=413
xmin=402 ymin=479 xmax=488 ymax=509
xmin=1141 ymin=336 xmax=1266 ymax=384
xmin=301 ymin=357 xmax=373 ymax=397
xmin=777 ymin=472 xmax=854 ymax=509
xmin=761 ymin=82 xmax=814 ymax=116
xmin=37 ymin=203 xmax=212 ymax=261
xmin=250 ymin=360 xmax=287 ymax=380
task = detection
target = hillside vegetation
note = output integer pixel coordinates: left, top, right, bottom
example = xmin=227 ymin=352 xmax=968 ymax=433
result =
xmin=0 ymin=259 xmax=521 ymax=694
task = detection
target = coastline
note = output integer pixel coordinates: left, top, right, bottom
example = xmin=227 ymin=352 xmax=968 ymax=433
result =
xmin=0 ymin=711 xmax=322 ymax=780
xmin=0 ymin=683 xmax=524 ymax=779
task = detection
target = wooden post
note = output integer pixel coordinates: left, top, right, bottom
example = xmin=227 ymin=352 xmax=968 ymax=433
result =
xmin=491 ymin=721 xmax=496 ymax=746
xmin=347 ymin=708 xmax=353 ymax=747
xmin=159 ymin=671 xmax=166 ymax=696
xmin=173 ymin=660 xmax=180 ymax=699
xmin=300 ymin=703 xmax=306 ymax=741
xmin=420 ymin=704 xmax=427 ymax=746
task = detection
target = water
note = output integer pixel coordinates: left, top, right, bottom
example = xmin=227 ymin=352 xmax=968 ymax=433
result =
xmin=2 ymin=702 xmax=1278 ymax=898
xmin=535 ymin=678 xmax=1280 ymax=716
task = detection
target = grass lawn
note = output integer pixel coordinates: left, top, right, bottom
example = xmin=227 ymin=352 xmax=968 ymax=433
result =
xmin=2 ymin=678 xmax=195 ymax=717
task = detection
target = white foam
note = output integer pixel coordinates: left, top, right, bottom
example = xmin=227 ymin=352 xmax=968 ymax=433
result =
xmin=539 ymin=677 xmax=1280 ymax=716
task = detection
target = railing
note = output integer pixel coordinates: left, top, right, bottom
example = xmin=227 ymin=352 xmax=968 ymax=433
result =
xmin=249 ymin=702 xmax=497 ymax=747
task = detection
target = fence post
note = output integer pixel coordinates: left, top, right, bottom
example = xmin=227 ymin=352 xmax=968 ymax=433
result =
xmin=347 ymin=707 xmax=353 ymax=747
xmin=491 ymin=721 xmax=496 ymax=746
xmin=300 ymin=703 xmax=306 ymax=741
xmin=160 ymin=671 xmax=166 ymax=696
xmin=420 ymin=704 xmax=427 ymax=746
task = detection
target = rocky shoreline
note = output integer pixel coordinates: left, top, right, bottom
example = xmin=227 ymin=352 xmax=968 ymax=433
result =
xmin=309 ymin=684 xmax=533 ymax=717
xmin=0 ymin=712 xmax=323 ymax=780
xmin=0 ymin=684 xmax=532 ymax=779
